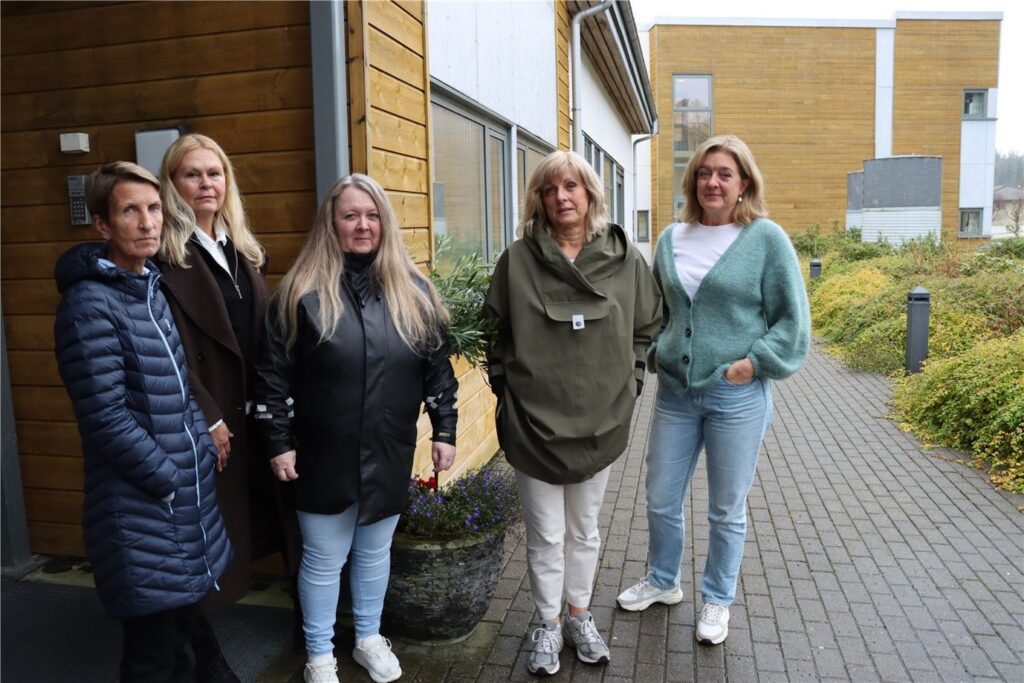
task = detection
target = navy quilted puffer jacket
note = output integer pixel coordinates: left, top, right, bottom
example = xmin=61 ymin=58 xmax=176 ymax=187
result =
xmin=54 ymin=242 xmax=232 ymax=618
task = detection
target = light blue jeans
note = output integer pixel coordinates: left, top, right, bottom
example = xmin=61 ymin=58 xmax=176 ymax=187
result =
xmin=297 ymin=505 xmax=400 ymax=657
xmin=645 ymin=376 xmax=772 ymax=605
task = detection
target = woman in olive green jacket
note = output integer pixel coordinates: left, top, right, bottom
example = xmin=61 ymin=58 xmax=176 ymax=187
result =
xmin=485 ymin=150 xmax=662 ymax=676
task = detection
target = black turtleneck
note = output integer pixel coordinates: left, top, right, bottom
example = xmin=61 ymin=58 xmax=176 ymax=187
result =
xmin=343 ymin=251 xmax=378 ymax=306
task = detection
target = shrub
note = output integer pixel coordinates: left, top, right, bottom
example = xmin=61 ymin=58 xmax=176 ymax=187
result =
xmin=892 ymin=330 xmax=1024 ymax=493
xmin=429 ymin=236 xmax=497 ymax=368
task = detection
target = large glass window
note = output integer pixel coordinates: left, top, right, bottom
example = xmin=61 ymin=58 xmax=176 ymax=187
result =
xmin=431 ymin=99 xmax=509 ymax=262
xmin=673 ymin=75 xmax=712 ymax=216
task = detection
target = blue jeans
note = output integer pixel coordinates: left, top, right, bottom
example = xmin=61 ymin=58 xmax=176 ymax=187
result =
xmin=297 ymin=506 xmax=400 ymax=657
xmin=645 ymin=377 xmax=772 ymax=605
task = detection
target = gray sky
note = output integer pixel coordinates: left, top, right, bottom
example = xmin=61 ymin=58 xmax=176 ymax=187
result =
xmin=630 ymin=0 xmax=1020 ymax=154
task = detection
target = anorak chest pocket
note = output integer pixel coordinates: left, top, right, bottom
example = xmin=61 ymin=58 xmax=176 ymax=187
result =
xmin=541 ymin=298 xmax=609 ymax=332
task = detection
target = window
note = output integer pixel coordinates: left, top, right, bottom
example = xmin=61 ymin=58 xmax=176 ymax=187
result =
xmin=959 ymin=208 xmax=982 ymax=237
xmin=582 ymin=135 xmax=626 ymax=227
xmin=636 ymin=210 xmax=650 ymax=243
xmin=673 ymin=75 xmax=713 ymax=214
xmin=431 ymin=99 xmax=510 ymax=262
xmin=517 ymin=136 xmax=551 ymax=218
xmin=963 ymin=90 xmax=987 ymax=119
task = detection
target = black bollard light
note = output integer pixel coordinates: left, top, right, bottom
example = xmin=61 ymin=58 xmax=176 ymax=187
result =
xmin=809 ymin=259 xmax=821 ymax=279
xmin=905 ymin=287 xmax=930 ymax=373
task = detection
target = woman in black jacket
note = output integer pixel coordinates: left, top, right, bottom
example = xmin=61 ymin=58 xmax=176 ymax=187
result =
xmin=255 ymin=173 xmax=457 ymax=683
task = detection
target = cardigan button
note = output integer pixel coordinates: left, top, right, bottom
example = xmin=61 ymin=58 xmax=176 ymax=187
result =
xmin=682 ymin=355 xmax=690 ymax=364
xmin=197 ymin=352 xmax=206 ymax=362
xmin=685 ymin=328 xmax=692 ymax=337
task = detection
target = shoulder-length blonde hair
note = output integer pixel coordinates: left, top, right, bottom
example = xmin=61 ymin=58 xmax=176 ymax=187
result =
xmin=519 ymin=150 xmax=609 ymax=241
xmin=679 ymin=134 xmax=768 ymax=226
xmin=158 ymin=133 xmax=265 ymax=269
xmin=270 ymin=173 xmax=449 ymax=353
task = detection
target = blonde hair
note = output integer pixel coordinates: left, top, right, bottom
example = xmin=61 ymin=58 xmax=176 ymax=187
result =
xmin=158 ymin=133 xmax=265 ymax=269
xmin=679 ymin=134 xmax=768 ymax=225
xmin=518 ymin=150 xmax=609 ymax=241
xmin=270 ymin=173 xmax=450 ymax=353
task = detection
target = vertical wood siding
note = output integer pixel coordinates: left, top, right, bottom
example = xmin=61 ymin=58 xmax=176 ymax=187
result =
xmin=892 ymin=19 xmax=1001 ymax=239
xmin=556 ymin=1 xmax=571 ymax=151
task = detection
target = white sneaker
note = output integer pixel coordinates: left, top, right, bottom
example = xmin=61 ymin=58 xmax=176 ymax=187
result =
xmin=616 ymin=578 xmax=684 ymax=611
xmin=303 ymin=654 xmax=339 ymax=683
xmin=353 ymin=634 xmax=402 ymax=683
xmin=696 ymin=603 xmax=729 ymax=645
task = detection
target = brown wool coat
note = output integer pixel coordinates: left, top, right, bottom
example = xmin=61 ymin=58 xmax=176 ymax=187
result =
xmin=157 ymin=242 xmax=290 ymax=609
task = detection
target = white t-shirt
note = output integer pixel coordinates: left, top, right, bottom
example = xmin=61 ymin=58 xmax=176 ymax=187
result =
xmin=672 ymin=222 xmax=744 ymax=299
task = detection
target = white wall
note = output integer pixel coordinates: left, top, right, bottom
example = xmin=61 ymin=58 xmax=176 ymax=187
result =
xmin=861 ymin=208 xmax=941 ymax=244
xmin=428 ymin=1 xmax=557 ymax=144
xmin=846 ymin=211 xmax=862 ymax=230
xmin=959 ymin=107 xmax=997 ymax=236
xmin=578 ymin=52 xmax=640 ymax=245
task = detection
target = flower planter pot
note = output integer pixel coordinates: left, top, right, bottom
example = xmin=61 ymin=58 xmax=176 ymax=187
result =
xmin=383 ymin=525 xmax=505 ymax=644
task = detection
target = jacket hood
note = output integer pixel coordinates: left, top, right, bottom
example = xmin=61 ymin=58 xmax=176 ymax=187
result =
xmin=523 ymin=223 xmax=630 ymax=296
xmin=55 ymin=242 xmax=157 ymax=295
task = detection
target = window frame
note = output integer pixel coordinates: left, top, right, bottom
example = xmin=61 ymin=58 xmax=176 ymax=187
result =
xmin=582 ymin=134 xmax=626 ymax=228
xmin=672 ymin=74 xmax=714 ymax=215
xmin=962 ymin=90 xmax=988 ymax=120
xmin=636 ymin=209 xmax=650 ymax=243
xmin=430 ymin=93 xmax=513 ymax=261
xmin=958 ymin=208 xmax=983 ymax=237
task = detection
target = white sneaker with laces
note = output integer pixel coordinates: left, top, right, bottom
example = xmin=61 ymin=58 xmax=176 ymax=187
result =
xmin=353 ymin=634 xmax=402 ymax=683
xmin=696 ymin=603 xmax=729 ymax=645
xmin=303 ymin=653 xmax=339 ymax=683
xmin=616 ymin=578 xmax=684 ymax=611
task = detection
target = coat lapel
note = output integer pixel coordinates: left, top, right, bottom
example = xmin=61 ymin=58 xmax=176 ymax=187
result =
xmin=159 ymin=243 xmax=242 ymax=358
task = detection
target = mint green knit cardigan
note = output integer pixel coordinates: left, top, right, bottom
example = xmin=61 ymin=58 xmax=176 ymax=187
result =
xmin=650 ymin=218 xmax=811 ymax=395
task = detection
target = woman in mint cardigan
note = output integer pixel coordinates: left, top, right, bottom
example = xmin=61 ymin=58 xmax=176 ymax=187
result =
xmin=615 ymin=135 xmax=810 ymax=646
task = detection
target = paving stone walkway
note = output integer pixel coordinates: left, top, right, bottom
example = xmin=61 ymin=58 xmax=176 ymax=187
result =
xmin=375 ymin=345 xmax=1024 ymax=682
xmin=3 ymin=345 xmax=1022 ymax=682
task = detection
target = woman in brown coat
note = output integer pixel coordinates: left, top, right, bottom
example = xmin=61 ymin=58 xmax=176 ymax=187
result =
xmin=156 ymin=133 xmax=291 ymax=681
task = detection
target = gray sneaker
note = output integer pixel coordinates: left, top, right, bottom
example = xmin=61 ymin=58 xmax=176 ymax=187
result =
xmin=527 ymin=619 xmax=563 ymax=676
xmin=563 ymin=611 xmax=610 ymax=664
xmin=616 ymin=578 xmax=684 ymax=611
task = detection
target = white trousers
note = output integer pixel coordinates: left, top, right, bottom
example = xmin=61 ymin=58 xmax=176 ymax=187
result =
xmin=515 ymin=465 xmax=612 ymax=620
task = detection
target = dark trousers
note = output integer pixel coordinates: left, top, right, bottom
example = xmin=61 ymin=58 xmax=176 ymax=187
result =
xmin=120 ymin=604 xmax=197 ymax=683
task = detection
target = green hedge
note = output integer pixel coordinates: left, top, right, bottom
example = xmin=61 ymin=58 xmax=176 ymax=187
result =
xmin=798 ymin=230 xmax=1024 ymax=492
xmin=892 ymin=331 xmax=1024 ymax=492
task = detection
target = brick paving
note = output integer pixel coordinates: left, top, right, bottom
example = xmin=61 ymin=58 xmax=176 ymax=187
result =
xmin=367 ymin=345 xmax=1024 ymax=682
xmin=4 ymin=345 xmax=1022 ymax=682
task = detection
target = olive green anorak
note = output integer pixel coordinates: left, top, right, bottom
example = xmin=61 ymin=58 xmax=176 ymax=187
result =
xmin=485 ymin=224 xmax=662 ymax=484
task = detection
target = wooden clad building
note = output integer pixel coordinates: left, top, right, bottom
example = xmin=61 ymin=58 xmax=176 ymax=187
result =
xmin=0 ymin=0 xmax=487 ymax=562
xmin=647 ymin=13 xmax=1001 ymax=244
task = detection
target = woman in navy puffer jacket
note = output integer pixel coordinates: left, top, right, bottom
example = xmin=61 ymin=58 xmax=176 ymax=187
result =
xmin=54 ymin=162 xmax=231 ymax=682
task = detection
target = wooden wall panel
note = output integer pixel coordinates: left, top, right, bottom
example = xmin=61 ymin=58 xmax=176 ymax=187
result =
xmin=649 ymin=24 xmax=876 ymax=243
xmin=0 ymin=1 xmax=316 ymax=557
xmin=556 ymin=1 xmax=571 ymax=151
xmin=893 ymin=19 xmax=1001 ymax=238
xmin=347 ymin=0 xmax=432 ymax=254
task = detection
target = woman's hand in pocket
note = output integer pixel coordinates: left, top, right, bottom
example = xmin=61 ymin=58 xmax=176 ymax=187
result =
xmin=724 ymin=357 xmax=755 ymax=385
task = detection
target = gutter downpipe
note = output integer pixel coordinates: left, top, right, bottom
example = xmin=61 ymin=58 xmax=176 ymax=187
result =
xmin=632 ymin=122 xmax=657 ymax=241
xmin=571 ymin=1 xmax=614 ymax=154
